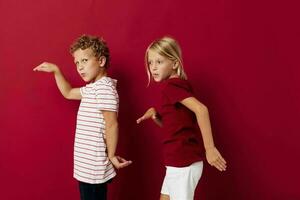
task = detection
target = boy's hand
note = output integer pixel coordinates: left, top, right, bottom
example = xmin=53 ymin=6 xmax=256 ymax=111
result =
xmin=110 ymin=156 xmax=132 ymax=169
xmin=33 ymin=62 xmax=59 ymax=73
xmin=205 ymin=147 xmax=227 ymax=171
xmin=136 ymin=108 xmax=157 ymax=124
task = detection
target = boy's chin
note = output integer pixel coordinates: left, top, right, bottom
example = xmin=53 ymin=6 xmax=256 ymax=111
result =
xmin=82 ymin=78 xmax=92 ymax=83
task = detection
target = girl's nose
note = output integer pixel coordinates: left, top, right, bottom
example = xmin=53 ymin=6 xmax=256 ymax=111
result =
xmin=152 ymin=64 xmax=157 ymax=70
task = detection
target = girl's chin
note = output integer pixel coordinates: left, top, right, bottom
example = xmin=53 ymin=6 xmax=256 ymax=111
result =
xmin=153 ymin=78 xmax=162 ymax=82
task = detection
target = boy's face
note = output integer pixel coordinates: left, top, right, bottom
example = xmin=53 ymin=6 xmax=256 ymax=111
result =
xmin=73 ymin=48 xmax=106 ymax=82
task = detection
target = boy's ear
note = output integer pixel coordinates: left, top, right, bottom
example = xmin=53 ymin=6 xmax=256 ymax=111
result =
xmin=98 ymin=56 xmax=106 ymax=67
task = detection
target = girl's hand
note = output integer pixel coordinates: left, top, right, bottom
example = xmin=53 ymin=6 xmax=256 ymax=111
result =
xmin=205 ymin=147 xmax=227 ymax=171
xmin=136 ymin=107 xmax=157 ymax=124
xmin=110 ymin=156 xmax=132 ymax=169
xmin=33 ymin=62 xmax=59 ymax=73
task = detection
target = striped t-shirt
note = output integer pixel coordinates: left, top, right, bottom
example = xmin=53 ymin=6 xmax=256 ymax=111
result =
xmin=74 ymin=76 xmax=119 ymax=184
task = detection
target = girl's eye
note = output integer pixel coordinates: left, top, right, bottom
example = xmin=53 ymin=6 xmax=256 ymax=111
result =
xmin=148 ymin=61 xmax=152 ymax=65
xmin=82 ymin=59 xmax=88 ymax=63
xmin=157 ymin=60 xmax=162 ymax=64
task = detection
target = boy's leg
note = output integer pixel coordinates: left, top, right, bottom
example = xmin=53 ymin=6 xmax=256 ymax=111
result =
xmin=78 ymin=181 xmax=107 ymax=200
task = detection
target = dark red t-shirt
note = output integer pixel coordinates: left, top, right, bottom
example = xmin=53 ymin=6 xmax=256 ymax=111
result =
xmin=157 ymin=78 xmax=204 ymax=167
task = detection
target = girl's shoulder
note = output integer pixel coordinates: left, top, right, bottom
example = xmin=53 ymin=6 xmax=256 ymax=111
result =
xmin=160 ymin=78 xmax=193 ymax=95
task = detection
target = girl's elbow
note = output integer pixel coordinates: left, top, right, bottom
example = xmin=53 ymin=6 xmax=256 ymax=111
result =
xmin=196 ymin=104 xmax=209 ymax=114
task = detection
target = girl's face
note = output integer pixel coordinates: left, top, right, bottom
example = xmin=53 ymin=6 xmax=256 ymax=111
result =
xmin=73 ymin=48 xmax=106 ymax=82
xmin=147 ymin=50 xmax=177 ymax=82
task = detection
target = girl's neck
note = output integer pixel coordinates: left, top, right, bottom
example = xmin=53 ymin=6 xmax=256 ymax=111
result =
xmin=169 ymin=73 xmax=179 ymax=79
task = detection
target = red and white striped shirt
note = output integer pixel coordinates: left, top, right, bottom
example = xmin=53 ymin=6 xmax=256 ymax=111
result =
xmin=74 ymin=76 xmax=119 ymax=184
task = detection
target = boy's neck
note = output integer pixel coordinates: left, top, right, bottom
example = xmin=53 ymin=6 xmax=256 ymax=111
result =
xmin=93 ymin=71 xmax=107 ymax=82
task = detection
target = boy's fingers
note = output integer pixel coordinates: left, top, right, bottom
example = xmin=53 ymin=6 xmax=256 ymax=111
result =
xmin=117 ymin=161 xmax=132 ymax=169
xmin=117 ymin=156 xmax=127 ymax=162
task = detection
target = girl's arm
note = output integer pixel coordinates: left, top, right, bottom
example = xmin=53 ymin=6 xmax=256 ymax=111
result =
xmin=102 ymin=110 xmax=132 ymax=169
xmin=136 ymin=107 xmax=162 ymax=127
xmin=181 ymin=97 xmax=227 ymax=171
xmin=33 ymin=62 xmax=81 ymax=100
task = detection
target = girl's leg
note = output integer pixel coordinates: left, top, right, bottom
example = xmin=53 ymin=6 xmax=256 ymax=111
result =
xmin=165 ymin=161 xmax=203 ymax=200
xmin=160 ymin=169 xmax=170 ymax=200
xmin=160 ymin=194 xmax=170 ymax=200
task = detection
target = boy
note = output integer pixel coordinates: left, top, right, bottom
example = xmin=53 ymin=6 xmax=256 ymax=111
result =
xmin=34 ymin=35 xmax=132 ymax=200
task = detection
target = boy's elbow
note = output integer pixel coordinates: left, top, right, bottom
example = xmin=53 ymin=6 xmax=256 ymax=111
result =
xmin=106 ymin=121 xmax=119 ymax=131
xmin=64 ymin=94 xmax=71 ymax=100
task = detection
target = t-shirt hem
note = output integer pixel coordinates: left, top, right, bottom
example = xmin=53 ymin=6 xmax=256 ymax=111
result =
xmin=74 ymin=173 xmax=116 ymax=184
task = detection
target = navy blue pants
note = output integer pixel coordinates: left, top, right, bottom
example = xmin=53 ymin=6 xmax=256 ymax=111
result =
xmin=78 ymin=181 xmax=108 ymax=200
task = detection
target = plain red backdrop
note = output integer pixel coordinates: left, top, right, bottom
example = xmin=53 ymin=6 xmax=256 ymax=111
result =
xmin=0 ymin=0 xmax=299 ymax=199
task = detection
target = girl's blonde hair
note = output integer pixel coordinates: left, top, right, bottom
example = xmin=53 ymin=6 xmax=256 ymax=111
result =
xmin=145 ymin=36 xmax=187 ymax=84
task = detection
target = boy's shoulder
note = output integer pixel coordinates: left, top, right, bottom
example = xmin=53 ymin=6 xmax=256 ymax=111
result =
xmin=94 ymin=76 xmax=117 ymax=88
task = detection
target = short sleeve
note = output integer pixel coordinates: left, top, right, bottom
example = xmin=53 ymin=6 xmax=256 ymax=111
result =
xmin=163 ymin=80 xmax=193 ymax=104
xmin=94 ymin=83 xmax=119 ymax=112
xmin=80 ymin=86 xmax=88 ymax=97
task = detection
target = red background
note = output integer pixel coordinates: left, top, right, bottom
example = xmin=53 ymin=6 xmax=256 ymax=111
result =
xmin=0 ymin=0 xmax=299 ymax=199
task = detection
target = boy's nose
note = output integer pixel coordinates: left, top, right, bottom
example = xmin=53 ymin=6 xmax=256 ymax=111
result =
xmin=78 ymin=65 xmax=84 ymax=71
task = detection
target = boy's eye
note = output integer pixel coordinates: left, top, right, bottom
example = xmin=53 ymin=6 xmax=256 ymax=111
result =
xmin=82 ymin=59 xmax=88 ymax=63
xmin=157 ymin=60 xmax=162 ymax=64
xmin=148 ymin=61 xmax=152 ymax=65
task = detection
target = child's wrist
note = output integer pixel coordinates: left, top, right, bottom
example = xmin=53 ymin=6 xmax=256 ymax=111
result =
xmin=53 ymin=67 xmax=60 ymax=74
xmin=205 ymin=146 xmax=215 ymax=151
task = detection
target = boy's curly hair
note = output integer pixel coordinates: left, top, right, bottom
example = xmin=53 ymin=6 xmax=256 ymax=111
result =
xmin=70 ymin=34 xmax=110 ymax=68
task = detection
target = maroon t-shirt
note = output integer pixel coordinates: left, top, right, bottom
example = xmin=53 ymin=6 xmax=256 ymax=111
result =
xmin=157 ymin=78 xmax=204 ymax=167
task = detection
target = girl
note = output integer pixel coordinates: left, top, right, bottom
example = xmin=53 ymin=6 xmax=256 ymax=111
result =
xmin=137 ymin=37 xmax=227 ymax=200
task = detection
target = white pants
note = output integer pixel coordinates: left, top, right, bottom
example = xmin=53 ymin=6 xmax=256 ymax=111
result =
xmin=161 ymin=161 xmax=203 ymax=200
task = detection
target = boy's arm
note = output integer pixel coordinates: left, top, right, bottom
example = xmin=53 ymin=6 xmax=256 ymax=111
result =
xmin=136 ymin=107 xmax=162 ymax=127
xmin=102 ymin=110 xmax=132 ymax=169
xmin=33 ymin=62 xmax=81 ymax=100
xmin=180 ymin=97 xmax=227 ymax=171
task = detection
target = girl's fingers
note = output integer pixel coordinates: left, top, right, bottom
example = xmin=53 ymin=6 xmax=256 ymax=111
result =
xmin=136 ymin=116 xmax=145 ymax=123
xmin=216 ymin=159 xmax=226 ymax=171
xmin=219 ymin=156 xmax=226 ymax=164
xmin=213 ymin=157 xmax=227 ymax=171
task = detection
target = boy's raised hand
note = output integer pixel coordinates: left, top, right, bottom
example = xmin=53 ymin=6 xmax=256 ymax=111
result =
xmin=110 ymin=156 xmax=132 ymax=169
xmin=205 ymin=147 xmax=227 ymax=171
xmin=33 ymin=62 xmax=59 ymax=73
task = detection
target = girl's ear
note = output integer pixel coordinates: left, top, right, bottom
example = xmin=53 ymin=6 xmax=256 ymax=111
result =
xmin=98 ymin=56 xmax=106 ymax=67
xmin=172 ymin=61 xmax=178 ymax=69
